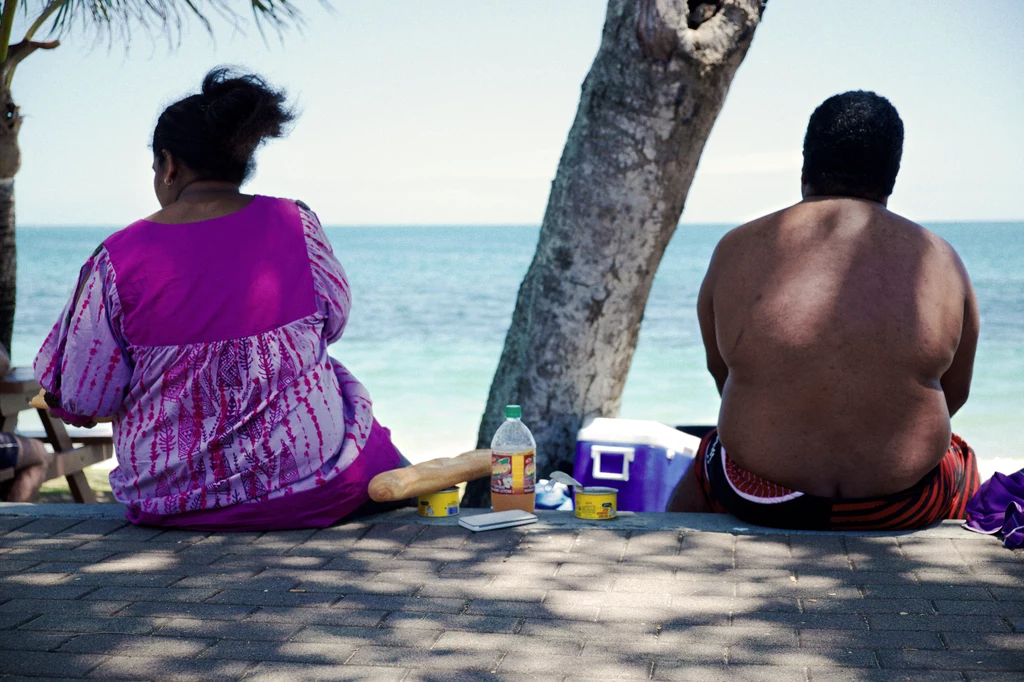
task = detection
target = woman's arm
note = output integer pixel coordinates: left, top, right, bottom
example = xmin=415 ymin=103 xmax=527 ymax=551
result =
xmin=298 ymin=202 xmax=351 ymax=345
xmin=33 ymin=246 xmax=132 ymax=427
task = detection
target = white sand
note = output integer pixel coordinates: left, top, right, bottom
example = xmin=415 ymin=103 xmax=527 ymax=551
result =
xmin=978 ymin=458 xmax=1024 ymax=481
xmin=32 ymin=416 xmax=1024 ymax=484
xmin=92 ymin=451 xmax=1024 ymax=484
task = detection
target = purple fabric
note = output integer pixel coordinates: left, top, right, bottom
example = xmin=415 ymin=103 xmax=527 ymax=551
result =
xmin=105 ymin=196 xmax=317 ymax=346
xmin=1001 ymin=502 xmax=1024 ymax=549
xmin=34 ymin=197 xmax=391 ymax=526
xmin=125 ymin=419 xmax=401 ymax=530
xmin=963 ymin=469 xmax=1024 ymax=549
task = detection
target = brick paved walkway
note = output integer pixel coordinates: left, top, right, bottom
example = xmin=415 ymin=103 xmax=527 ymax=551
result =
xmin=0 ymin=505 xmax=1021 ymax=681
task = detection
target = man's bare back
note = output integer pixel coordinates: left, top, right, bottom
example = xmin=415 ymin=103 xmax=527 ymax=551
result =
xmin=703 ymin=197 xmax=978 ymax=498
xmin=668 ymin=91 xmax=980 ymax=520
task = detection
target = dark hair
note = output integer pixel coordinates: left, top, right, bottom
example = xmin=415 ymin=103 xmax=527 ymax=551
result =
xmin=152 ymin=67 xmax=295 ymax=184
xmin=802 ymin=91 xmax=904 ymax=201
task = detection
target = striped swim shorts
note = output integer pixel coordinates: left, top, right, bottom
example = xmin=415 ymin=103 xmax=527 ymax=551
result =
xmin=693 ymin=428 xmax=980 ymax=531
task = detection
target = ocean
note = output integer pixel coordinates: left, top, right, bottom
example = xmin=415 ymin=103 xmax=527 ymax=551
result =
xmin=9 ymin=222 xmax=1024 ymax=468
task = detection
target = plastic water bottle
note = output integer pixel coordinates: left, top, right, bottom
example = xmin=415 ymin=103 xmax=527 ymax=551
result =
xmin=490 ymin=405 xmax=537 ymax=512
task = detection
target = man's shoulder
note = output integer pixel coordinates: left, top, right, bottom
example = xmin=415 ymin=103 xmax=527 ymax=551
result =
xmin=703 ymin=213 xmax=783 ymax=288
xmin=712 ymin=209 xmax=786 ymax=256
xmin=887 ymin=212 xmax=966 ymax=267
xmin=872 ymin=211 xmax=973 ymax=301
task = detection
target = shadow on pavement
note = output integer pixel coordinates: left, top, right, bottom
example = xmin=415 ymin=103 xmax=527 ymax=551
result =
xmin=0 ymin=509 xmax=1021 ymax=681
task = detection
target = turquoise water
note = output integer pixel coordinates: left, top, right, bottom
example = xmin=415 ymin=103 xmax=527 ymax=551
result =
xmin=11 ymin=222 xmax=1023 ymax=461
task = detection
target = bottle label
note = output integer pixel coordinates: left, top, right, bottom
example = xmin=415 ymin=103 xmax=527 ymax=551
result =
xmin=491 ymin=450 xmax=536 ymax=495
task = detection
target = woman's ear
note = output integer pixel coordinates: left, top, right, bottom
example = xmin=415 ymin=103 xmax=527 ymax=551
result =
xmin=161 ymin=150 xmax=177 ymax=186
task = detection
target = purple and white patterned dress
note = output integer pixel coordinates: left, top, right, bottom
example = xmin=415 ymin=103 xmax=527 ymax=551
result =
xmin=35 ymin=196 xmax=401 ymax=529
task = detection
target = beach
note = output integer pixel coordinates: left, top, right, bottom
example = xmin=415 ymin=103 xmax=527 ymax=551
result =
xmin=10 ymin=222 xmax=1023 ymax=472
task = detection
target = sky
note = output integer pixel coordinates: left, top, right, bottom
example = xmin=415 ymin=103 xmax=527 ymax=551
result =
xmin=14 ymin=0 xmax=1024 ymax=226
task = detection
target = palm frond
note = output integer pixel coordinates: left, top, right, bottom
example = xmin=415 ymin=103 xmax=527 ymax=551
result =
xmin=23 ymin=0 xmax=313 ymax=48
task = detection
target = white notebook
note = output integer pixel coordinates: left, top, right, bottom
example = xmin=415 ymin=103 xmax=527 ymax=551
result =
xmin=458 ymin=509 xmax=538 ymax=532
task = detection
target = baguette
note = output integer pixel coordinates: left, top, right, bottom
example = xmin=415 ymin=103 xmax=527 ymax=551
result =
xmin=368 ymin=449 xmax=492 ymax=502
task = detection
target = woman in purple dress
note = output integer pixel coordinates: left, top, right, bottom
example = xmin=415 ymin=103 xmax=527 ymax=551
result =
xmin=34 ymin=69 xmax=402 ymax=530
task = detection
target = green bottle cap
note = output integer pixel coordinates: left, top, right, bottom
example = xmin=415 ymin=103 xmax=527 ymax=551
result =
xmin=505 ymin=405 xmax=522 ymax=419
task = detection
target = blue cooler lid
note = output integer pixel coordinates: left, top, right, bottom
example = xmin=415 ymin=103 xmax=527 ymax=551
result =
xmin=576 ymin=418 xmax=701 ymax=459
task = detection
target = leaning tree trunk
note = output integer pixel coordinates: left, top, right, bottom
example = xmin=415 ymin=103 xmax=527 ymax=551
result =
xmin=466 ymin=0 xmax=764 ymax=505
xmin=0 ymin=82 xmax=21 ymax=357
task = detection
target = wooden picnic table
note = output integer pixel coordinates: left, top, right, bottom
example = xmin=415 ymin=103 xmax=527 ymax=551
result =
xmin=0 ymin=367 xmax=114 ymax=503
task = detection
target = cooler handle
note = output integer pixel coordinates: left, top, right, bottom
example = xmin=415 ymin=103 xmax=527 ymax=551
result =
xmin=590 ymin=446 xmax=635 ymax=482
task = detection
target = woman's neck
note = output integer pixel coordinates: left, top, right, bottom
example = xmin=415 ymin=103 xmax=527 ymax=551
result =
xmin=175 ymin=180 xmax=242 ymax=202
xmin=147 ymin=185 xmax=254 ymax=225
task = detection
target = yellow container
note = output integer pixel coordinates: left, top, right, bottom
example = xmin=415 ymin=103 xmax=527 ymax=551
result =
xmin=574 ymin=486 xmax=618 ymax=520
xmin=418 ymin=487 xmax=460 ymax=517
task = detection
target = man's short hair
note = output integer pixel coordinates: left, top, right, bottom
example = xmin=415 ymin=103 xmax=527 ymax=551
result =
xmin=802 ymin=91 xmax=904 ymax=202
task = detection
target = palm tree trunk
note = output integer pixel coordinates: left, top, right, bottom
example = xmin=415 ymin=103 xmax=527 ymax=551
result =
xmin=466 ymin=0 xmax=764 ymax=505
xmin=0 ymin=81 xmax=21 ymax=356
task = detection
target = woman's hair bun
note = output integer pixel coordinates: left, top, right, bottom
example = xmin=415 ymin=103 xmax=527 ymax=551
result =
xmin=200 ymin=68 xmax=294 ymax=165
xmin=152 ymin=67 xmax=296 ymax=184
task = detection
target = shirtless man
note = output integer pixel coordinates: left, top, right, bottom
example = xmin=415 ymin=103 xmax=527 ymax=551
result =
xmin=0 ymin=345 xmax=52 ymax=502
xmin=667 ymin=91 xmax=981 ymax=530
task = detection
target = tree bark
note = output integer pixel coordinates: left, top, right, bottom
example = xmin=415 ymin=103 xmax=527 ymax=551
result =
xmin=0 ymin=81 xmax=20 ymax=356
xmin=466 ymin=0 xmax=764 ymax=505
